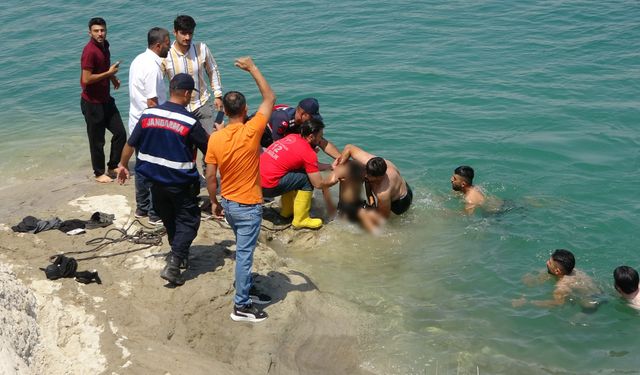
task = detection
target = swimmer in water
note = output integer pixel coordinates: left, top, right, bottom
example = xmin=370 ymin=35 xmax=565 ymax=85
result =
xmin=513 ymin=249 xmax=601 ymax=311
xmin=613 ymin=265 xmax=640 ymax=311
xmin=451 ymin=166 xmax=485 ymax=214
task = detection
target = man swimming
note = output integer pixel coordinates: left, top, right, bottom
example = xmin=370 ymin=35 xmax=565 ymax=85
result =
xmin=451 ymin=166 xmax=485 ymax=213
xmin=613 ymin=265 xmax=640 ymax=310
xmin=513 ymin=249 xmax=601 ymax=311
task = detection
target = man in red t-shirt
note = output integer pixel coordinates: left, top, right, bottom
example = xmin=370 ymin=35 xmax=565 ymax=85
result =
xmin=80 ymin=17 xmax=126 ymax=183
xmin=260 ymin=119 xmax=334 ymax=229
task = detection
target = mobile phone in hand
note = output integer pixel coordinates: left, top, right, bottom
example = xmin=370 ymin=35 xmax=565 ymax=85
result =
xmin=214 ymin=111 xmax=224 ymax=124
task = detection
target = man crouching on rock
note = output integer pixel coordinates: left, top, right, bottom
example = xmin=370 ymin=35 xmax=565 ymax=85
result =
xmin=115 ymin=73 xmax=209 ymax=286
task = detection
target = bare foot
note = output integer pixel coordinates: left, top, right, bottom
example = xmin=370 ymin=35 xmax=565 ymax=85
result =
xmin=106 ymin=168 xmax=118 ymax=179
xmin=95 ymin=174 xmax=113 ymax=183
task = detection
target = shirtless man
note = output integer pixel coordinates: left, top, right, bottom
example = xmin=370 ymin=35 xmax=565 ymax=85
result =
xmin=513 ymin=249 xmax=601 ymax=311
xmin=613 ymin=266 xmax=640 ymax=310
xmin=335 ymin=144 xmax=412 ymax=218
xmin=451 ymin=166 xmax=485 ymax=213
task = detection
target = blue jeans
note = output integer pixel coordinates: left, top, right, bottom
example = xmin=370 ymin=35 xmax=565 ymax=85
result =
xmin=262 ymin=170 xmax=312 ymax=198
xmin=221 ymin=198 xmax=263 ymax=306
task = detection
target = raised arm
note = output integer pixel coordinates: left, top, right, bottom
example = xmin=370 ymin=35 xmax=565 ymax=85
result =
xmin=234 ymin=57 xmax=275 ymax=118
xmin=338 ymin=144 xmax=376 ymax=166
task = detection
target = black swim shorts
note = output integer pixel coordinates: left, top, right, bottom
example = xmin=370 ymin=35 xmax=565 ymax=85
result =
xmin=390 ymin=183 xmax=412 ymax=215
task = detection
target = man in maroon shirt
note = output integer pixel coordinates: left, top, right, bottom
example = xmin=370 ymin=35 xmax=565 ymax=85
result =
xmin=80 ymin=17 xmax=126 ymax=183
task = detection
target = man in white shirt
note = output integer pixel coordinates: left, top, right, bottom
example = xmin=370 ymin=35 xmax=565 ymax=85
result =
xmin=162 ymin=15 xmax=223 ymax=134
xmin=128 ymin=27 xmax=171 ymax=223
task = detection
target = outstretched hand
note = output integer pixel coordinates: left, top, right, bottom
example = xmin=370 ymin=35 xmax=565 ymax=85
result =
xmin=234 ymin=56 xmax=256 ymax=72
xmin=115 ymin=165 xmax=129 ymax=185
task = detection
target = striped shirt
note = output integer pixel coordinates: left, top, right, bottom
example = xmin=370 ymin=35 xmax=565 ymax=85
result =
xmin=162 ymin=41 xmax=222 ymax=112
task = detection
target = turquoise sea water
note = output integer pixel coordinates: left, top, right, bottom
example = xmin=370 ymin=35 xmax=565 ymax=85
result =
xmin=1 ymin=1 xmax=639 ymax=373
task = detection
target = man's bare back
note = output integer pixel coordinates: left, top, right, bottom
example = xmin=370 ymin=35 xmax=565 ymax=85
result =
xmin=337 ymin=144 xmax=411 ymax=218
xmin=552 ymin=269 xmax=600 ymax=308
xmin=513 ymin=249 xmax=601 ymax=311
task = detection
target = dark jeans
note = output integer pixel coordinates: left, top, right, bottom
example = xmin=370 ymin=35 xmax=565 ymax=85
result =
xmin=135 ymin=168 xmax=157 ymax=216
xmin=135 ymin=148 xmax=156 ymax=217
xmin=262 ymin=170 xmax=312 ymax=198
xmin=80 ymin=97 xmax=126 ymax=176
xmin=151 ymin=181 xmax=201 ymax=260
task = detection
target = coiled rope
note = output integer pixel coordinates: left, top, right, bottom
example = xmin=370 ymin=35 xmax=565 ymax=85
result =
xmin=59 ymin=219 xmax=165 ymax=261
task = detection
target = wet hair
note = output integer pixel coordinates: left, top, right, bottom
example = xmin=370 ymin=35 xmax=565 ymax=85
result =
xmin=300 ymin=119 xmax=325 ymax=137
xmin=454 ymin=166 xmax=475 ymax=185
xmin=174 ymin=15 xmax=196 ymax=32
xmin=614 ymin=266 xmax=639 ymax=294
xmin=551 ymin=249 xmax=575 ymax=275
xmin=366 ymin=157 xmax=387 ymax=177
xmin=222 ymin=91 xmax=246 ymax=117
xmin=88 ymin=17 xmax=106 ymax=29
xmin=147 ymin=27 xmax=169 ymax=48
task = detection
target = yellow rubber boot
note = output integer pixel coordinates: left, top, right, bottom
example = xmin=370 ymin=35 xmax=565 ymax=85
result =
xmin=279 ymin=191 xmax=295 ymax=218
xmin=292 ymin=190 xmax=323 ymax=229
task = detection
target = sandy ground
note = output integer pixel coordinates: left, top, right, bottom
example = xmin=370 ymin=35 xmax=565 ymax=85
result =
xmin=0 ymin=171 xmax=373 ymax=374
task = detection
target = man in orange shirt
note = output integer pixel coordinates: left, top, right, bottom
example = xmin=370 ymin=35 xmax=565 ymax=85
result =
xmin=205 ymin=56 xmax=275 ymax=323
